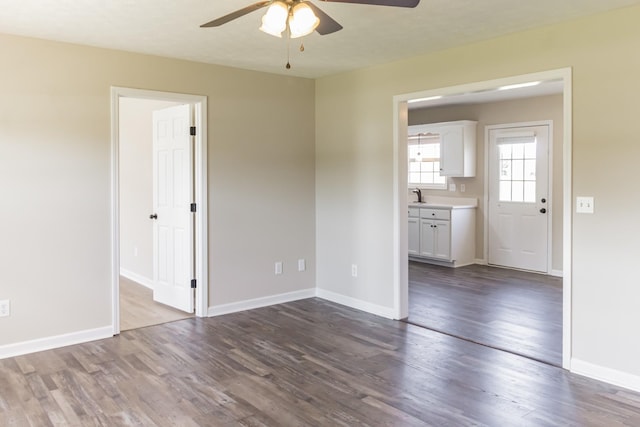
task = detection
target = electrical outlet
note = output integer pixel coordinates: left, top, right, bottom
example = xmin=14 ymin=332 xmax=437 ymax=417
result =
xmin=0 ymin=300 xmax=10 ymax=317
xmin=449 ymin=183 xmax=456 ymax=192
xmin=134 ymin=247 xmax=138 ymax=257
xmin=298 ymin=259 xmax=306 ymax=272
xmin=275 ymin=261 xmax=283 ymax=275
xmin=351 ymin=264 xmax=358 ymax=277
xmin=460 ymin=184 xmax=466 ymax=193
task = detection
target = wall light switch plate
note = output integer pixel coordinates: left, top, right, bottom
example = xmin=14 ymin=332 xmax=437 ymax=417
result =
xmin=0 ymin=300 xmax=10 ymax=317
xmin=449 ymin=183 xmax=456 ymax=192
xmin=275 ymin=262 xmax=283 ymax=275
xmin=576 ymin=196 xmax=594 ymax=214
xmin=298 ymin=259 xmax=306 ymax=272
xmin=351 ymin=264 xmax=358 ymax=277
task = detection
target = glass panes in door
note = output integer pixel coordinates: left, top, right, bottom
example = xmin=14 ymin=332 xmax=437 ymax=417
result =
xmin=498 ymin=140 xmax=536 ymax=203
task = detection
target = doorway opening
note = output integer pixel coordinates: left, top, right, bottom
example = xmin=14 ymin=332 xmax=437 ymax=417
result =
xmin=110 ymin=87 xmax=209 ymax=335
xmin=392 ymin=68 xmax=572 ymax=369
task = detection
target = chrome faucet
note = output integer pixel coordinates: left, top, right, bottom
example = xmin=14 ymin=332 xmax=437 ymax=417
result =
xmin=412 ymin=188 xmax=422 ymax=203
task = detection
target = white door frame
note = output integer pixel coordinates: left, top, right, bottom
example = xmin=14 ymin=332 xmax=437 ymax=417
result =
xmin=485 ymin=120 xmax=554 ymax=275
xmin=110 ymin=87 xmax=209 ymax=335
xmin=392 ymin=68 xmax=573 ymax=369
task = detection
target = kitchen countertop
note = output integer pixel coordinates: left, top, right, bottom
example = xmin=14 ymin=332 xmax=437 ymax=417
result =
xmin=409 ymin=202 xmax=476 ymax=209
xmin=408 ymin=196 xmax=478 ymax=209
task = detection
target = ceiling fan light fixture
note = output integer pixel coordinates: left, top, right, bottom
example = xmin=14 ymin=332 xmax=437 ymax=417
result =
xmin=259 ymin=1 xmax=289 ymax=37
xmin=289 ymin=2 xmax=320 ymax=38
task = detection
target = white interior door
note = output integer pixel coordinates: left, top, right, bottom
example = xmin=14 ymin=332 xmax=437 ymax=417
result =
xmin=152 ymin=104 xmax=194 ymax=313
xmin=488 ymin=124 xmax=550 ymax=272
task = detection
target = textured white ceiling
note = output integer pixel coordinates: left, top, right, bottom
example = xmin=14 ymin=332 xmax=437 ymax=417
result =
xmin=1 ymin=0 xmax=639 ymax=78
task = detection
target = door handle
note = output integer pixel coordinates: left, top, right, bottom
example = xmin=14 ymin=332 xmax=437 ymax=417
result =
xmin=540 ymin=208 xmax=546 ymax=214
xmin=149 ymin=213 xmax=158 ymax=220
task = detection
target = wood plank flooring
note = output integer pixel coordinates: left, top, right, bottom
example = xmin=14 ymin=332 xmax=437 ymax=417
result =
xmin=2 ymin=298 xmax=640 ymax=426
xmin=408 ymin=261 xmax=563 ymax=366
xmin=119 ymin=276 xmax=193 ymax=331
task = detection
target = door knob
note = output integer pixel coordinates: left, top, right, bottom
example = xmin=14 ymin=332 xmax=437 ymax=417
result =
xmin=540 ymin=208 xmax=547 ymax=214
xmin=541 ymin=198 xmax=546 ymax=203
xmin=149 ymin=213 xmax=158 ymax=220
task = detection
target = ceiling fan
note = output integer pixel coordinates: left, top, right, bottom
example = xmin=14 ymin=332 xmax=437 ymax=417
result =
xmin=200 ymin=0 xmax=421 ymax=39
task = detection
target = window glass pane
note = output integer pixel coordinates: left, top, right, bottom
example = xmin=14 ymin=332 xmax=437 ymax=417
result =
xmin=422 ymin=143 xmax=437 ymax=157
xmin=512 ymin=159 xmax=524 ymax=181
xmin=409 ymin=161 xmax=420 ymax=172
xmin=409 ymin=172 xmax=420 ymax=183
xmin=524 ymin=181 xmax=536 ymax=203
xmin=499 ymin=144 xmax=512 ymax=159
xmin=435 ymin=174 xmax=446 ymax=184
xmin=512 ymin=181 xmax=524 ymax=202
xmin=500 ymin=160 xmax=512 ymax=180
xmin=524 ymin=159 xmax=536 ymax=181
xmin=424 ymin=161 xmax=435 ymax=173
xmin=524 ymin=141 xmax=536 ymax=158
xmin=433 ymin=161 xmax=440 ymax=172
xmin=512 ymin=143 xmax=525 ymax=158
xmin=499 ymin=181 xmax=512 ymax=201
xmin=409 ymin=145 xmax=420 ymax=159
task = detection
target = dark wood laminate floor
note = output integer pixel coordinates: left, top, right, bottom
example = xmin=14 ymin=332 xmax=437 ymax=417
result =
xmin=2 ymin=298 xmax=639 ymax=426
xmin=408 ymin=261 xmax=563 ymax=366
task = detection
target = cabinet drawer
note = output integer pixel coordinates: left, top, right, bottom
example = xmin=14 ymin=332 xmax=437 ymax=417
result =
xmin=408 ymin=207 xmax=420 ymax=218
xmin=420 ymin=208 xmax=451 ymax=220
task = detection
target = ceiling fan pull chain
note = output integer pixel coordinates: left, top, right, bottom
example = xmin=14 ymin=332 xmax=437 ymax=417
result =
xmin=286 ymin=27 xmax=292 ymax=69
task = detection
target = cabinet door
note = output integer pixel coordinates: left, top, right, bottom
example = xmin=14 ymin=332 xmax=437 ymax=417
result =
xmin=433 ymin=220 xmax=451 ymax=260
xmin=408 ymin=217 xmax=420 ymax=256
xmin=440 ymin=126 xmax=464 ymax=176
xmin=420 ymin=219 xmax=435 ymax=257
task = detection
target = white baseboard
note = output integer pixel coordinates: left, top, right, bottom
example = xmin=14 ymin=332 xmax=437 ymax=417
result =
xmin=550 ymin=269 xmax=564 ymax=278
xmin=0 ymin=326 xmax=113 ymax=360
xmin=120 ymin=269 xmax=153 ymax=289
xmin=474 ymin=258 xmax=487 ymax=265
xmin=315 ymin=288 xmax=396 ymax=320
xmin=208 ymin=288 xmax=316 ymax=317
xmin=571 ymin=358 xmax=640 ymax=393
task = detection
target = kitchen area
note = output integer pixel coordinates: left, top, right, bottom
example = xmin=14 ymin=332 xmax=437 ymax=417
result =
xmin=405 ymin=91 xmax=564 ymax=366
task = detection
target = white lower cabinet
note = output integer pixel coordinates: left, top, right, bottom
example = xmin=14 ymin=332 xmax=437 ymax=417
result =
xmin=409 ymin=206 xmax=475 ymax=267
xmin=420 ymin=219 xmax=450 ymax=260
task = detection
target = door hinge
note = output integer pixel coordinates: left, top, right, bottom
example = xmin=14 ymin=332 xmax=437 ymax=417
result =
xmin=190 ymin=126 xmax=196 ymax=136
xmin=190 ymin=203 xmax=197 ymax=212
xmin=191 ymin=279 xmax=197 ymax=289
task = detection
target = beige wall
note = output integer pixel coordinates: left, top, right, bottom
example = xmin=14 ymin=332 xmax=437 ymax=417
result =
xmin=409 ymin=94 xmax=563 ymax=272
xmin=119 ymin=98 xmax=180 ymax=282
xmin=0 ymin=33 xmax=316 ymax=346
xmin=316 ymin=5 xmax=640 ymax=377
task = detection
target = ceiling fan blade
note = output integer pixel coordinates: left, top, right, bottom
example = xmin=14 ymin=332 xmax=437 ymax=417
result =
xmin=200 ymin=1 xmax=271 ymax=28
xmin=319 ymin=0 xmax=419 ymax=7
xmin=307 ymin=2 xmax=343 ymax=35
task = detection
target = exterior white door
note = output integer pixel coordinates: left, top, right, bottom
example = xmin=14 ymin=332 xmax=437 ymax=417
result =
xmin=151 ymin=104 xmax=195 ymax=313
xmin=488 ymin=124 xmax=550 ymax=273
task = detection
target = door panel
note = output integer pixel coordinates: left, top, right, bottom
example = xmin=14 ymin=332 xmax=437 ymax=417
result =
xmin=488 ymin=124 xmax=549 ymax=272
xmin=152 ymin=104 xmax=194 ymax=313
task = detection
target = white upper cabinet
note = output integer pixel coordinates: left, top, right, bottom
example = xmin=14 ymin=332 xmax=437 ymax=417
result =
xmin=424 ymin=120 xmax=477 ymax=177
